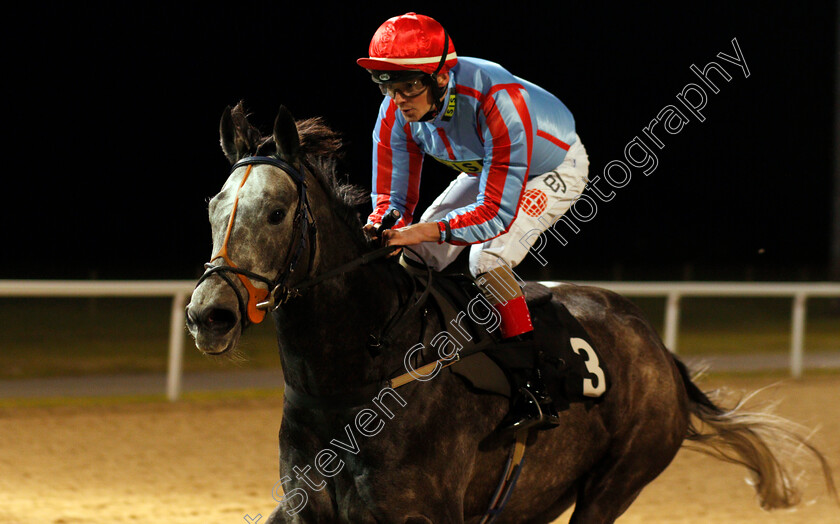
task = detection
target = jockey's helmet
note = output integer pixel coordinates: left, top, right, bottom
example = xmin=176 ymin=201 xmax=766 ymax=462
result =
xmin=358 ymin=13 xmax=456 ymax=119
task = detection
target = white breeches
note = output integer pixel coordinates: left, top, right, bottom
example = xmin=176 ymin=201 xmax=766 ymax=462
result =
xmin=406 ymin=134 xmax=590 ymax=276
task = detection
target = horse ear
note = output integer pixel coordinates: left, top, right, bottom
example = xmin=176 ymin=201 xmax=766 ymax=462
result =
xmin=273 ymin=105 xmax=300 ymax=164
xmin=220 ymin=102 xmax=262 ymax=164
xmin=219 ymin=106 xmax=239 ymax=164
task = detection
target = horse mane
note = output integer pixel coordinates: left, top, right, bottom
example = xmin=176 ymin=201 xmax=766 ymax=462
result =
xmin=295 ymin=117 xmax=369 ymax=221
xmin=232 ymin=104 xmax=369 ymax=245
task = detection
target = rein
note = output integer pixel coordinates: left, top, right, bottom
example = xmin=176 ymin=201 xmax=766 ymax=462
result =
xmin=196 ymin=155 xmax=317 ymax=325
xmin=195 ymin=155 xmax=416 ymax=330
xmin=196 ymin=156 xmax=531 ymax=524
xmin=258 ymin=243 xmax=402 ymax=310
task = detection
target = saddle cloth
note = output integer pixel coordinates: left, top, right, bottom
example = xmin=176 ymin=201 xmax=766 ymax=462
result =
xmin=425 ymin=274 xmax=610 ymax=412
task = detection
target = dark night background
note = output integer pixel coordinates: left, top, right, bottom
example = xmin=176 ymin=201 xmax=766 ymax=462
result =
xmin=3 ymin=1 xmax=837 ymax=282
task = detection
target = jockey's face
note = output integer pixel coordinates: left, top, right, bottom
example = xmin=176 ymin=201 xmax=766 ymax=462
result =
xmin=391 ymin=72 xmax=449 ymax=122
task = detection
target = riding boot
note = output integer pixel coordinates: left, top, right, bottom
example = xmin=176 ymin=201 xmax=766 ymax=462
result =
xmin=475 ymin=266 xmax=534 ymax=339
xmin=502 ymin=367 xmax=561 ymax=433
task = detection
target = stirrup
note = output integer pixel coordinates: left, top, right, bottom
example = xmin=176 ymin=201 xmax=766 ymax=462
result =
xmin=503 ymin=385 xmax=560 ymax=433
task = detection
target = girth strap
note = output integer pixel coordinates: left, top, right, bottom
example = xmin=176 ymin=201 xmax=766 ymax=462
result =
xmin=480 ymin=428 xmax=530 ymax=524
xmin=278 ymin=256 xmax=533 ymax=523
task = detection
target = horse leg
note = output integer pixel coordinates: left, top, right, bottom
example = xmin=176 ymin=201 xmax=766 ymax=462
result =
xmin=375 ymin=491 xmax=464 ymax=523
xmin=566 ymin=435 xmax=681 ymax=524
xmin=518 ymin=489 xmax=577 ymax=524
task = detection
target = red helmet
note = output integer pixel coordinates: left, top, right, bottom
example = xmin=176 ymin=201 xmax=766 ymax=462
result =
xmin=357 ymin=13 xmax=457 ymax=75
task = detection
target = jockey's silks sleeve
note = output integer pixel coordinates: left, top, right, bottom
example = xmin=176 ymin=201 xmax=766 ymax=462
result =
xmin=369 ymin=98 xmax=424 ymax=228
xmin=439 ymin=85 xmax=533 ymax=245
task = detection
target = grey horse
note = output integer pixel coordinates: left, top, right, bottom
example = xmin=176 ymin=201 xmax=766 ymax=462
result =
xmin=186 ymin=103 xmax=836 ymax=523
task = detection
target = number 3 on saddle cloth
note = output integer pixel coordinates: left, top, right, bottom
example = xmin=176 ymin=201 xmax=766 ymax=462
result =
xmin=425 ymin=276 xmax=610 ymax=415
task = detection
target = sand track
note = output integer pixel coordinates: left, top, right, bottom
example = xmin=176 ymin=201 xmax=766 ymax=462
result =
xmin=0 ymin=376 xmax=837 ymax=523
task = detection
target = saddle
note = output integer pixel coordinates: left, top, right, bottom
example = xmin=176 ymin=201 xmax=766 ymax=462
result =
xmin=418 ymin=270 xmax=610 ymax=416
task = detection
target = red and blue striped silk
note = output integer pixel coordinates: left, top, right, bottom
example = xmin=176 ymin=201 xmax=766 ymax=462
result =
xmin=370 ymin=56 xmax=576 ymax=245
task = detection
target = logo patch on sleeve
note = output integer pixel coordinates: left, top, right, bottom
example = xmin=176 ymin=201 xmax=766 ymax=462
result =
xmin=521 ymin=189 xmax=548 ymax=217
xmin=442 ymin=93 xmax=457 ymax=121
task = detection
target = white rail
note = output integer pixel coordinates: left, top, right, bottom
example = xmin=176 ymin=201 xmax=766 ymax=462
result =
xmin=542 ymin=281 xmax=840 ymax=378
xmin=0 ymin=280 xmax=194 ymax=401
xmin=1 ymin=280 xmax=839 ymax=400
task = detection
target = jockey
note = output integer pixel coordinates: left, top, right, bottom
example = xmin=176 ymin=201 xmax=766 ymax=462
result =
xmin=358 ymin=13 xmax=589 ymax=342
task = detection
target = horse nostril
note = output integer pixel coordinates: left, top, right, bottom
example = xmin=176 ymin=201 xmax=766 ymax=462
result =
xmin=204 ymin=308 xmax=237 ymax=335
xmin=190 ymin=306 xmax=238 ymax=335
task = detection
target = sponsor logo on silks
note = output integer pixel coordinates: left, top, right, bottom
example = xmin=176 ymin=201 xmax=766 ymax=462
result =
xmin=431 ymin=155 xmax=483 ymax=174
xmin=442 ymin=93 xmax=457 ymax=121
xmin=521 ymin=189 xmax=548 ymax=217
xmin=543 ymin=173 xmax=567 ymax=193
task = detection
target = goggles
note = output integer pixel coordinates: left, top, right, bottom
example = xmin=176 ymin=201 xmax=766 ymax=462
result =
xmin=378 ymin=77 xmax=429 ymax=99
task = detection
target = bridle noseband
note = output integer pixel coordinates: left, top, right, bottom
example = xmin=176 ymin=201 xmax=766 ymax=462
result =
xmin=196 ymin=155 xmax=317 ymax=326
xmin=195 ymin=154 xmax=415 ymax=333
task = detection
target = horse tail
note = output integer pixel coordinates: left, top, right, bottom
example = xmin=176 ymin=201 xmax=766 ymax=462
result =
xmin=673 ymin=356 xmax=838 ymax=510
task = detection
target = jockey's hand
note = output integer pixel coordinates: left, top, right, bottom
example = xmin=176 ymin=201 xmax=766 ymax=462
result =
xmin=382 ymin=222 xmax=441 ymax=247
xmin=362 ymin=223 xmax=380 ymax=243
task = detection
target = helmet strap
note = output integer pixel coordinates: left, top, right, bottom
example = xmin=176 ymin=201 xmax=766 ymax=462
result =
xmin=432 ymin=32 xmax=450 ymax=76
xmin=419 ymin=78 xmax=449 ymax=122
xmin=419 ymin=103 xmax=441 ymax=122
xmin=418 ymin=33 xmax=451 ymax=122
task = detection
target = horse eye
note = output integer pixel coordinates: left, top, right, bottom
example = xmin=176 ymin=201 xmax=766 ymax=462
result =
xmin=268 ymin=208 xmax=286 ymax=225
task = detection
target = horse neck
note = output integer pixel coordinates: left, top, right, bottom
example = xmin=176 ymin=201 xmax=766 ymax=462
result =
xmin=272 ymin=173 xmax=411 ymax=396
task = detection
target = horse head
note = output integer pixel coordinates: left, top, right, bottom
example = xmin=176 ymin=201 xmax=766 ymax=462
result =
xmin=187 ymin=103 xmax=316 ymax=355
